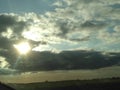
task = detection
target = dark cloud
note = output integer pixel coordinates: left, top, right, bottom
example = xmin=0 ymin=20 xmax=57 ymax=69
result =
xmin=0 ymin=14 xmax=26 ymax=37
xmin=0 ymin=37 xmax=12 ymax=49
xmin=0 ymin=36 xmax=18 ymax=65
xmin=64 ymin=0 xmax=100 ymax=6
xmin=9 ymin=50 xmax=120 ymax=72
xmin=55 ymin=20 xmax=72 ymax=37
xmin=13 ymin=21 xmax=26 ymax=34
xmin=0 ymin=68 xmax=17 ymax=75
xmin=81 ymin=20 xmax=107 ymax=28
xmin=0 ymin=14 xmax=16 ymax=33
xmin=69 ymin=36 xmax=90 ymax=42
xmin=0 ymin=14 xmax=38 ymax=67
xmin=109 ymin=3 xmax=120 ymax=9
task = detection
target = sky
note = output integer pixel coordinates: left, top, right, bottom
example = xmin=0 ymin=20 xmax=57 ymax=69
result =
xmin=0 ymin=0 xmax=55 ymax=13
xmin=0 ymin=0 xmax=120 ymax=83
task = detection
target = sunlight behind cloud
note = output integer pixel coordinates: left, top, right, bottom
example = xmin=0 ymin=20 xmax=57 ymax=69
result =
xmin=13 ymin=42 xmax=31 ymax=55
xmin=22 ymin=27 xmax=45 ymax=42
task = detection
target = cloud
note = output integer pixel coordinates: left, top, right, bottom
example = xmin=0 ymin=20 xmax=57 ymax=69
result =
xmin=98 ymin=25 xmax=120 ymax=44
xmin=81 ymin=20 xmax=107 ymax=29
xmin=0 ymin=37 xmax=12 ymax=49
xmin=0 ymin=56 xmax=17 ymax=75
xmin=59 ymin=0 xmax=120 ymax=51
xmin=0 ymin=14 xmax=26 ymax=36
xmin=0 ymin=0 xmax=120 ymax=53
xmin=0 ymin=0 xmax=120 ymax=75
xmin=0 ymin=14 xmax=16 ymax=33
xmin=0 ymin=56 xmax=10 ymax=68
xmin=53 ymin=0 xmax=63 ymax=7
xmin=114 ymin=25 xmax=120 ymax=32
xmin=4 ymin=50 xmax=118 ymax=73
xmin=0 ymin=14 xmax=28 ymax=64
xmin=0 ymin=68 xmax=17 ymax=75
xmin=68 ymin=36 xmax=90 ymax=42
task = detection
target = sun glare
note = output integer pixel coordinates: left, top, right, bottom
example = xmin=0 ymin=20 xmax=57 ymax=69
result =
xmin=14 ymin=42 xmax=31 ymax=54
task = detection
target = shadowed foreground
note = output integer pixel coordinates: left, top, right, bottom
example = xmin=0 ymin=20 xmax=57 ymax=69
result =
xmin=7 ymin=78 xmax=120 ymax=90
xmin=0 ymin=82 xmax=15 ymax=90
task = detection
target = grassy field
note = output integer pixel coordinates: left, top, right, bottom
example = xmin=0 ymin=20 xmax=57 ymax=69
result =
xmin=7 ymin=78 xmax=120 ymax=90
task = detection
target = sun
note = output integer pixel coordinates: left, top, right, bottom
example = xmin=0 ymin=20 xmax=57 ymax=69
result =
xmin=13 ymin=42 xmax=31 ymax=54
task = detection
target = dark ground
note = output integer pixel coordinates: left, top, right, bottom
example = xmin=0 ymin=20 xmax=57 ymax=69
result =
xmin=0 ymin=82 xmax=15 ymax=90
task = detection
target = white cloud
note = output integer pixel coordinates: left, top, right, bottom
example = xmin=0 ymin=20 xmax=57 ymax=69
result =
xmin=1 ymin=28 xmax=13 ymax=39
xmin=114 ymin=25 xmax=120 ymax=32
xmin=98 ymin=26 xmax=120 ymax=44
xmin=20 ymin=0 xmax=120 ymax=52
xmin=53 ymin=0 xmax=63 ymax=7
xmin=0 ymin=0 xmax=120 ymax=52
xmin=0 ymin=56 xmax=10 ymax=68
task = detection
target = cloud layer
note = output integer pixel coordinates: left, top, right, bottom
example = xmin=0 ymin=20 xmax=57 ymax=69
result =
xmin=0 ymin=0 xmax=120 ymax=76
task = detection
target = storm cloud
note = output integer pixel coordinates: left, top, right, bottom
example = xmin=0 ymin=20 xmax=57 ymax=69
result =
xmin=6 ymin=50 xmax=120 ymax=72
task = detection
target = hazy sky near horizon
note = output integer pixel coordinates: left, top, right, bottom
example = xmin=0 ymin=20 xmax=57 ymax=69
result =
xmin=0 ymin=0 xmax=120 ymax=81
xmin=0 ymin=66 xmax=120 ymax=83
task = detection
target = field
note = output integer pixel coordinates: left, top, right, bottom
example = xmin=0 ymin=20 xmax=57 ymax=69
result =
xmin=7 ymin=78 xmax=120 ymax=90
